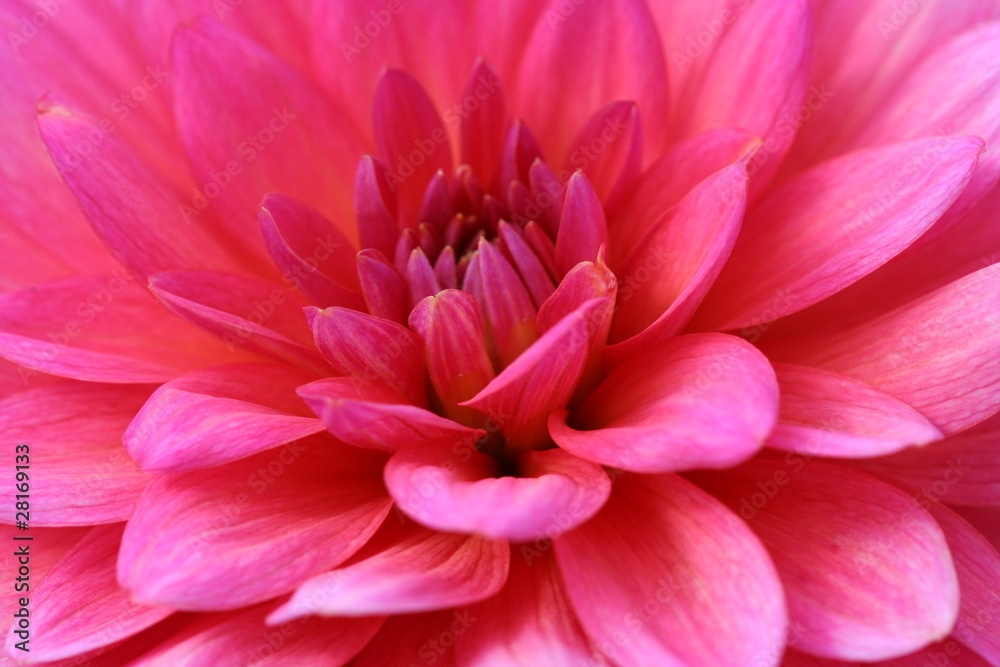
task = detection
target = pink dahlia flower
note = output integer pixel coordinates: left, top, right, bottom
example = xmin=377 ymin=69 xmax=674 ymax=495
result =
xmin=1 ymin=0 xmax=999 ymax=665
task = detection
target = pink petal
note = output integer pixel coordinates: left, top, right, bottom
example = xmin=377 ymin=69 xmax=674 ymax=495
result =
xmin=564 ymin=101 xmax=643 ymax=205
xmin=125 ymin=363 xmax=323 ymax=473
xmin=766 ymin=363 xmax=943 ymax=458
xmin=860 ymin=415 xmax=1000 ymax=507
xmin=694 ymin=461 xmax=960 ymax=661
xmin=173 ymin=18 xmax=364 ymax=244
xmin=787 ymin=263 xmax=1000 ymax=435
xmin=647 ymin=0 xmax=738 ymax=112
xmin=270 ymin=519 xmax=508 ymax=620
xmin=357 ymin=249 xmax=408 ymax=324
xmin=405 ymin=246 xmax=442 ymax=308
xmin=460 ymin=59 xmax=509 ymax=190
xmin=4 ymin=524 xmax=170 ymax=662
xmin=130 ymin=604 xmax=382 ymax=667
xmin=513 ymin=0 xmax=668 ymax=164
xmin=355 ymin=155 xmax=401 ymax=258
xmin=258 ymin=194 xmax=363 ymax=309
xmin=555 ymin=473 xmax=787 ymax=667
xmin=607 ymin=127 xmax=758 ymax=268
xmin=118 ymin=438 xmax=391 ymax=610
xmin=0 ymin=382 xmax=150 ymax=525
xmin=409 ymin=290 xmax=496 ymax=425
xmin=313 ymin=0 xmax=474 ymax=134
xmin=373 ymin=69 xmax=453 ymax=223
xmin=552 ymin=333 xmax=778 ymax=472
xmin=777 ymin=24 xmax=1000 ymax=333
xmin=924 ymin=503 xmax=1000 ymax=664
xmin=150 ymin=270 xmax=325 ymax=372
xmin=385 ymin=440 xmax=611 ymax=542
xmin=298 ymin=377 xmax=483 ymax=453
xmin=609 ymin=161 xmax=747 ymax=351
xmin=0 ymin=51 xmax=114 ymax=285
xmin=536 ymin=257 xmax=616 ymax=334
xmin=456 ymin=551 xmax=607 ymax=665
xmin=463 ymin=298 xmax=608 ymax=450
xmin=849 ymin=23 xmax=1000 ymax=218
xmin=8 ymin=1 xmax=180 ymax=177
xmin=352 ymin=611 xmax=465 ymax=667
xmin=37 ymin=105 xmax=252 ymax=279
xmin=786 ymin=1 xmax=1000 ymax=171
xmin=499 ymin=222 xmax=557 ymax=310
xmin=130 ymin=0 xmax=313 ymax=74
xmin=527 ymin=159 xmax=565 ymax=235
xmin=0 ymin=274 xmax=243 ymax=383
xmin=682 ymin=0 xmax=810 ymax=189
xmin=554 ymin=172 xmax=608 ymax=275
xmin=463 ymin=240 xmax=539 ymax=368
xmin=694 ymin=136 xmax=983 ymax=331
xmin=306 ymin=306 xmax=426 ymax=406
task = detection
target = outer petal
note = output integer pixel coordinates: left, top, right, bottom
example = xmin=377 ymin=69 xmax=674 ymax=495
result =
xmin=694 ymin=461 xmax=960 ymax=661
xmin=149 ymin=270 xmax=325 ymax=373
xmin=37 ymin=105 xmax=251 ymax=279
xmin=129 ymin=604 xmax=383 ymax=667
xmin=693 ymin=136 xmax=983 ymax=331
xmin=514 ymin=0 xmax=669 ymax=164
xmin=681 ymin=0 xmax=810 ymax=188
xmin=610 ymin=161 xmax=747 ymax=350
xmin=352 ymin=611 xmax=464 ymax=667
xmin=787 ymin=2 xmax=1000 ymax=170
xmin=124 ymin=363 xmax=323 ymax=473
xmin=607 ymin=128 xmax=758 ymax=268
xmin=130 ymin=0 xmax=313 ymax=74
xmin=456 ymin=551 xmax=607 ymax=666
xmin=766 ymin=363 xmax=943 ymax=458
xmin=0 ymin=274 xmax=241 ymax=383
xmin=860 ymin=415 xmax=1000 ymax=507
xmin=784 ymin=264 xmax=1000 ymax=435
xmin=4 ymin=524 xmax=171 ymax=662
xmin=173 ymin=18 xmax=365 ymax=244
xmin=385 ymin=440 xmax=611 ymax=542
xmin=117 ymin=438 xmax=391 ymax=610
xmin=0 ymin=382 xmax=150 ymax=525
xmin=552 ymin=333 xmax=778 ymax=472
xmin=313 ymin=0 xmax=474 ymax=136
xmin=555 ymin=473 xmax=787 ymax=667
xmin=269 ymin=520 xmax=508 ymax=621
xmin=925 ymin=503 xmax=1000 ymax=664
xmin=298 ymin=377 xmax=482 ymax=453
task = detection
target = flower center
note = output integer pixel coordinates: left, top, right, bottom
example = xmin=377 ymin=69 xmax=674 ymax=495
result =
xmin=349 ymin=66 xmax=617 ymax=458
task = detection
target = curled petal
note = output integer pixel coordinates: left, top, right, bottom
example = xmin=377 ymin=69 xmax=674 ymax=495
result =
xmin=553 ymin=333 xmax=778 ymax=472
xmin=385 ymin=440 xmax=611 ymax=542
